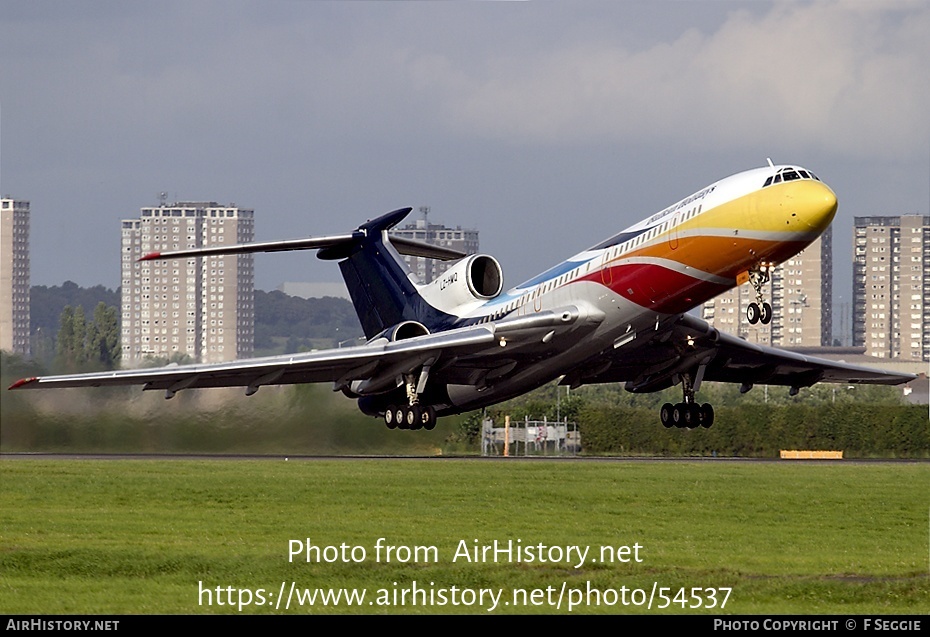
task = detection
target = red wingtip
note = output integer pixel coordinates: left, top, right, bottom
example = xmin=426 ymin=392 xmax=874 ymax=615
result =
xmin=139 ymin=252 xmax=162 ymax=262
xmin=8 ymin=377 xmax=38 ymax=390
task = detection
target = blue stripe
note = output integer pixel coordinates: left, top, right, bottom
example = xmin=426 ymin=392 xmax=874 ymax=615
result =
xmin=516 ymin=260 xmax=586 ymax=289
xmin=589 ymin=227 xmax=649 ymax=251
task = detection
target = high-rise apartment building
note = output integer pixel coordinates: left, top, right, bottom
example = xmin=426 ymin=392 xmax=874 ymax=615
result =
xmin=702 ymin=227 xmax=832 ymax=347
xmin=388 ymin=208 xmax=479 ymax=283
xmin=121 ymin=202 xmax=254 ymax=366
xmin=853 ymin=215 xmax=929 ymax=361
xmin=0 ymin=198 xmax=30 ymax=357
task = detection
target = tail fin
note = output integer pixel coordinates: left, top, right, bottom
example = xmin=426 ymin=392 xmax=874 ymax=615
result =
xmin=320 ymin=208 xmax=458 ymax=338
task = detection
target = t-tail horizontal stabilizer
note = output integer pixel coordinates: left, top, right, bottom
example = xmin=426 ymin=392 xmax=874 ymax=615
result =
xmin=138 ymin=207 xmax=466 ymax=263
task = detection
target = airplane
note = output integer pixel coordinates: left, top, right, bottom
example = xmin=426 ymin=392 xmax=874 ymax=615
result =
xmin=9 ymin=163 xmax=916 ymax=430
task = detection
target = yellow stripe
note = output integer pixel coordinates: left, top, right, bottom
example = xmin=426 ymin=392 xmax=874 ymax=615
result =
xmin=609 ymin=180 xmax=836 ymax=281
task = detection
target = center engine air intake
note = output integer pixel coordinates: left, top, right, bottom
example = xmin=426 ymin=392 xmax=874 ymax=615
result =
xmin=419 ymin=254 xmax=504 ymax=313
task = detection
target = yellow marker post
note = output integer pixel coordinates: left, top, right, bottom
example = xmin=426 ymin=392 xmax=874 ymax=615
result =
xmin=504 ymin=415 xmax=510 ymax=457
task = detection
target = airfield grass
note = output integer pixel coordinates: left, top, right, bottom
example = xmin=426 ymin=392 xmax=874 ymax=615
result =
xmin=0 ymin=458 xmax=927 ymax=614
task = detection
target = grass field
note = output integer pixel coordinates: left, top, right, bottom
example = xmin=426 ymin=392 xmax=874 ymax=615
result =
xmin=0 ymin=457 xmax=927 ymax=614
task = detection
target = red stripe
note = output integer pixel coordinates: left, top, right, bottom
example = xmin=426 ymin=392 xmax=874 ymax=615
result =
xmin=579 ymin=263 xmax=730 ymax=314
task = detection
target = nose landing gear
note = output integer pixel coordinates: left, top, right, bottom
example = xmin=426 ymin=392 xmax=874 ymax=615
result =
xmin=745 ymin=264 xmax=773 ymax=325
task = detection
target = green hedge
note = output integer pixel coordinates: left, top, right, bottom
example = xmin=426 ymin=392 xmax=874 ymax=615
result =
xmin=578 ymin=403 xmax=929 ymax=458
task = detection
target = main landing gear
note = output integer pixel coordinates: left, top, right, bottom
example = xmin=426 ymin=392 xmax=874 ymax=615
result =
xmin=384 ymin=403 xmax=437 ymax=430
xmin=746 ymin=264 xmax=773 ymax=325
xmin=383 ymin=371 xmax=437 ymax=430
xmin=659 ymin=370 xmax=715 ymax=429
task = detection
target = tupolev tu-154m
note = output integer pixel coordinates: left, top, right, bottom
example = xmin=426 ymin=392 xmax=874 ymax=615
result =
xmin=10 ymin=163 xmax=916 ymax=430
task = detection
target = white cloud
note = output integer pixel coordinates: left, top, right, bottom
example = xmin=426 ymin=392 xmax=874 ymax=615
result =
xmin=423 ymin=2 xmax=929 ymax=159
xmin=9 ymin=1 xmax=923 ymax=161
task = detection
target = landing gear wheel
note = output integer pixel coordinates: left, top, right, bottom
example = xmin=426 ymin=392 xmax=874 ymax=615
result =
xmin=682 ymin=405 xmax=692 ymax=427
xmin=672 ymin=403 xmax=684 ymax=427
xmin=760 ymin=302 xmax=772 ymax=325
xmin=660 ymin=403 xmax=674 ymax=428
xmin=421 ymin=405 xmax=437 ymax=430
xmin=693 ymin=404 xmax=705 ymax=428
xmin=747 ymin=302 xmax=760 ymax=325
xmin=406 ymin=405 xmax=421 ymax=429
xmin=700 ymin=403 xmax=715 ymax=428
xmin=384 ymin=405 xmax=398 ymax=429
xmin=395 ymin=407 xmax=408 ymax=429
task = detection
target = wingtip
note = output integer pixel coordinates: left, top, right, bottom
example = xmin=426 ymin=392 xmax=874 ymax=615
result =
xmin=8 ymin=377 xmax=38 ymax=390
xmin=139 ymin=252 xmax=162 ymax=262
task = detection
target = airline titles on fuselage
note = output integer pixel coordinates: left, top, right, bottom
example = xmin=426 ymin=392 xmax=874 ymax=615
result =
xmin=646 ymin=184 xmax=717 ymax=227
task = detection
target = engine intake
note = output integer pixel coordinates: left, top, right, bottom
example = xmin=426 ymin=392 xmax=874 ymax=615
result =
xmin=465 ymin=254 xmax=504 ymax=298
xmin=368 ymin=320 xmax=430 ymax=344
xmin=419 ymin=254 xmax=504 ymax=313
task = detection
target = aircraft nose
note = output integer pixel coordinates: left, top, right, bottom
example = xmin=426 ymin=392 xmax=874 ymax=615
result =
xmin=789 ymin=180 xmax=838 ymax=232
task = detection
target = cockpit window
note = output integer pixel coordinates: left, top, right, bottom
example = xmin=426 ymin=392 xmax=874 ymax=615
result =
xmin=763 ymin=167 xmax=820 ymax=187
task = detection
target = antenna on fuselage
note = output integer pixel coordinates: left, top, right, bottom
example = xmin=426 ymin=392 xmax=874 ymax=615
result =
xmin=766 ymin=158 xmax=774 ymax=168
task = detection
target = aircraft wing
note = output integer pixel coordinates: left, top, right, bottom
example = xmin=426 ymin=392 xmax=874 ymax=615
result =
xmin=567 ymin=313 xmax=916 ymax=393
xmin=9 ymin=307 xmax=598 ymax=398
xmin=9 ymin=325 xmax=495 ymax=397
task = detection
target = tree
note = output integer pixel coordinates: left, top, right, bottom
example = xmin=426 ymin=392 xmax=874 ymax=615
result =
xmin=54 ymin=302 xmax=121 ymax=372
xmin=55 ymin=305 xmax=76 ymax=370
xmin=71 ymin=305 xmax=87 ymax=367
xmin=31 ymin=282 xmax=120 ymax=367
xmin=86 ymin=302 xmax=121 ymax=368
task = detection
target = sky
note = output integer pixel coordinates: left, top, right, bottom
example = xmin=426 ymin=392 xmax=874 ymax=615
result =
xmin=2 ymin=0 xmax=928 ymax=336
